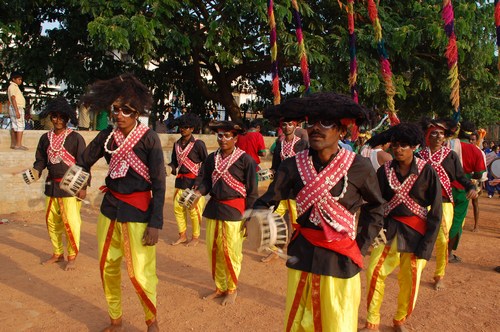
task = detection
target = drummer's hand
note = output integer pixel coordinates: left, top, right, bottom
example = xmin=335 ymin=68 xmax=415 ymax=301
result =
xmin=76 ymin=189 xmax=87 ymax=200
xmin=489 ymin=179 xmax=500 ymax=186
xmin=466 ymin=189 xmax=478 ymax=200
xmin=191 ymin=189 xmax=202 ymax=206
xmin=142 ymin=227 xmax=159 ymax=246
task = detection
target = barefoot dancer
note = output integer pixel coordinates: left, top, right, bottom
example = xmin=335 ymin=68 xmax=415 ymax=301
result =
xmin=361 ymin=123 xmax=442 ymax=332
xmin=78 ymin=74 xmax=166 ymax=332
xmin=418 ymin=118 xmax=477 ymax=290
xmin=168 ymin=113 xmax=207 ymax=247
xmin=255 ymin=93 xmax=384 ymax=332
xmin=31 ymin=97 xmax=86 ymax=271
xmin=194 ymin=121 xmax=258 ymax=306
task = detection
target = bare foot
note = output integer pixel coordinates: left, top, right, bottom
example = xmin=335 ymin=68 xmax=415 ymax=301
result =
xmin=101 ymin=318 xmax=123 ymax=332
xmin=147 ymin=319 xmax=159 ymax=332
xmin=171 ymin=236 xmax=187 ymax=246
xmin=65 ymin=259 xmax=77 ymax=271
xmin=393 ymin=325 xmax=409 ymax=332
xmin=433 ymin=278 xmax=445 ymax=291
xmin=260 ymin=251 xmax=279 ymax=263
xmin=203 ymin=289 xmax=226 ymax=300
xmin=42 ymin=254 xmax=64 ymax=265
xmin=472 ymin=227 xmax=478 ymax=233
xmin=186 ymin=238 xmax=199 ymax=247
xmin=221 ymin=290 xmax=237 ymax=306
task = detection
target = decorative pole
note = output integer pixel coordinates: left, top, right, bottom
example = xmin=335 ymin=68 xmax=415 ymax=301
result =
xmin=268 ymin=0 xmax=281 ymax=105
xmin=366 ymin=0 xmax=399 ymax=125
xmin=442 ymin=0 xmax=460 ymax=122
xmin=495 ymin=0 xmax=500 ymax=76
xmin=347 ymin=0 xmax=359 ymax=104
xmin=291 ymin=0 xmax=311 ymax=95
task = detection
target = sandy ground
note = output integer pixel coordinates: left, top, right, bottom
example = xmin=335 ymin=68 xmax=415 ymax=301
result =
xmin=0 ymin=190 xmax=498 ymax=332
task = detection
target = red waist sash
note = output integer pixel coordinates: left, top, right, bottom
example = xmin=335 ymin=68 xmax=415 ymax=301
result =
xmin=214 ymin=197 xmax=245 ymax=215
xmin=100 ymin=186 xmax=151 ymax=212
xmin=392 ymin=215 xmax=426 ymax=236
xmin=294 ymin=224 xmax=363 ymax=268
xmin=177 ymin=172 xmax=196 ymax=179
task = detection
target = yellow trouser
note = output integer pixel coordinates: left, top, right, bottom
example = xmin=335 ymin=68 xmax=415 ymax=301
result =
xmin=366 ymin=237 xmax=427 ymax=326
xmin=284 ymin=269 xmax=360 ymax=332
xmin=173 ymin=188 xmax=205 ymax=238
xmin=97 ymin=214 xmax=158 ymax=324
xmin=205 ymin=218 xmax=245 ymax=293
xmin=434 ymin=202 xmax=454 ymax=280
xmin=45 ymin=196 xmax=82 ymax=257
xmin=275 ymin=199 xmax=298 ymax=224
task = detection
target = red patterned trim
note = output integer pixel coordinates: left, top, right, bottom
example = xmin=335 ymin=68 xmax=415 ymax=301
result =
xmin=367 ymin=245 xmax=391 ymax=308
xmin=57 ymin=198 xmax=78 ymax=255
xmin=222 ymin=222 xmax=238 ymax=287
xmin=99 ymin=219 xmax=116 ymax=285
xmin=122 ymin=223 xmax=157 ymax=317
xmin=286 ymin=271 xmax=308 ymax=332
xmin=311 ymin=274 xmax=322 ymax=331
xmin=211 ymin=220 xmax=219 ymax=280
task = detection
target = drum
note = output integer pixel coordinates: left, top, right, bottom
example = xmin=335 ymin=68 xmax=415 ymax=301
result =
xmin=60 ymin=165 xmax=90 ymax=197
xmin=257 ymin=168 xmax=274 ymax=182
xmin=489 ymin=158 xmax=500 ymax=178
xmin=178 ymin=188 xmax=201 ymax=209
xmin=244 ymin=209 xmax=288 ymax=253
xmin=22 ymin=168 xmax=39 ymax=185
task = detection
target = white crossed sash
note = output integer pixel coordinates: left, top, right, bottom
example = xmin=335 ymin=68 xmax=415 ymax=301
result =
xmin=295 ymin=149 xmax=357 ymax=241
xmin=384 ymin=158 xmax=427 ymax=219
xmin=175 ymin=139 xmax=200 ymax=176
xmin=47 ymin=129 xmax=75 ymax=167
xmin=212 ymin=148 xmax=246 ymax=197
xmin=108 ymin=123 xmax=151 ymax=183
xmin=419 ymin=146 xmax=453 ymax=203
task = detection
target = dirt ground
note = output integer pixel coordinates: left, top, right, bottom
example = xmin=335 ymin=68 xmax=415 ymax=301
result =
xmin=0 ymin=190 xmax=498 ymax=332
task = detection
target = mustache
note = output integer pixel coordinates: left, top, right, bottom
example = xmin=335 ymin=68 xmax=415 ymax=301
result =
xmin=309 ymin=130 xmax=325 ymax=138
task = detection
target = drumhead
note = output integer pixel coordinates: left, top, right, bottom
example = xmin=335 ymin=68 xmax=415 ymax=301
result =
xmin=490 ymin=158 xmax=500 ymax=178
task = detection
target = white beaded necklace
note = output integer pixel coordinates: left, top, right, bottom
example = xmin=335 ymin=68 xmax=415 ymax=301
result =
xmin=48 ymin=129 xmax=70 ymax=152
xmin=214 ymin=147 xmax=238 ymax=174
xmin=104 ymin=121 xmax=138 ymax=155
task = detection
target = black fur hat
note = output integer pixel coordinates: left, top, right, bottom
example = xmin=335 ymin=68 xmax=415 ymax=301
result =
xmin=169 ymin=113 xmax=202 ymax=131
xmin=263 ymin=92 xmax=371 ymax=127
xmin=367 ymin=123 xmax=424 ymax=148
xmin=39 ymin=96 xmax=78 ymax=126
xmin=208 ymin=120 xmax=245 ymax=134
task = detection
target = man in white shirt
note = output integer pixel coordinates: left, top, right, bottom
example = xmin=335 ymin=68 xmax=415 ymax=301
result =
xmin=7 ymin=71 xmax=28 ymax=150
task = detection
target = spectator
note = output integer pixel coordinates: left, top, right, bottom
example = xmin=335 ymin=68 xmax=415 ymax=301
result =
xmin=7 ymin=71 xmax=28 ymax=150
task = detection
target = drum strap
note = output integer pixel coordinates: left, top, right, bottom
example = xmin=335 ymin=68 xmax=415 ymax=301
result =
xmin=108 ymin=124 xmax=151 ymax=183
xmin=384 ymin=158 xmax=428 ymax=220
xmin=295 ymin=149 xmax=357 ymax=241
xmin=100 ymin=186 xmax=151 ymax=212
xmin=175 ymin=139 xmax=200 ymax=176
xmin=47 ymin=129 xmax=75 ymax=167
xmin=419 ymin=147 xmax=453 ymax=203
xmin=212 ymin=148 xmax=246 ymax=198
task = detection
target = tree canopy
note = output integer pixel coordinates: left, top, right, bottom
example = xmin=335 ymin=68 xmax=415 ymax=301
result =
xmin=1 ymin=0 xmax=498 ymax=127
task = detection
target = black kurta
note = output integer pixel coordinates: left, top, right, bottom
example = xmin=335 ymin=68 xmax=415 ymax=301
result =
xmin=168 ymin=136 xmax=208 ymax=189
xmin=255 ymin=148 xmax=385 ymax=278
xmin=198 ymin=150 xmax=258 ymax=221
xmin=376 ymin=157 xmax=442 ymax=260
xmin=33 ymin=131 xmax=87 ymax=198
xmin=79 ymin=126 xmax=166 ymax=229
xmin=270 ymin=136 xmax=309 ymax=172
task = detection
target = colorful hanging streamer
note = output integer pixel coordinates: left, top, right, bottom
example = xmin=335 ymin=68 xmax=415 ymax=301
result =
xmin=347 ymin=0 xmax=359 ymax=104
xmin=291 ymin=0 xmax=311 ymax=95
xmin=442 ymin=0 xmax=460 ymax=117
xmin=366 ymin=0 xmax=399 ymax=125
xmin=268 ymin=0 xmax=281 ymax=105
xmin=495 ymin=0 xmax=500 ymax=75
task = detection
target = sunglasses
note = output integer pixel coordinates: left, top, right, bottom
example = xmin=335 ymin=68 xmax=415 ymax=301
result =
xmin=305 ymin=120 xmax=337 ymax=129
xmin=391 ymin=142 xmax=411 ymax=150
xmin=112 ymin=105 xmax=137 ymax=117
xmin=216 ymin=132 xmax=235 ymax=141
xmin=429 ymin=131 xmax=445 ymax=138
xmin=50 ymin=114 xmax=67 ymax=121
